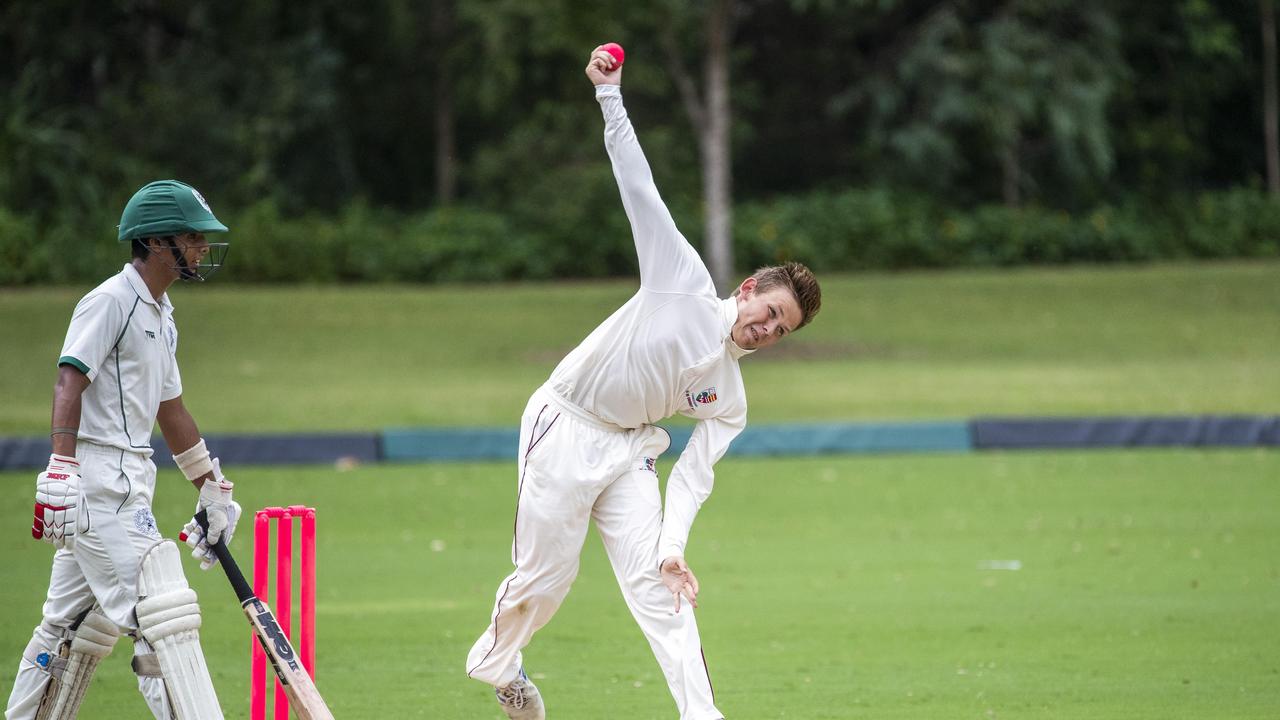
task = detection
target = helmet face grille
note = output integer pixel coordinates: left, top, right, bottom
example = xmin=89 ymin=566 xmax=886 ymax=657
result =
xmin=160 ymin=239 xmax=229 ymax=282
xmin=179 ymin=241 xmax=230 ymax=282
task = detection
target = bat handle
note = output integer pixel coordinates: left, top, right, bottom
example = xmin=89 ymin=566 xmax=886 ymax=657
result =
xmin=193 ymin=509 xmax=256 ymax=604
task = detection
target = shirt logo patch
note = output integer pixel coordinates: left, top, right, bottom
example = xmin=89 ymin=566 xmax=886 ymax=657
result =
xmin=145 ymin=330 xmax=156 ymax=339
xmin=685 ymin=387 xmax=718 ymax=409
xmin=639 ymin=457 xmax=656 ymax=473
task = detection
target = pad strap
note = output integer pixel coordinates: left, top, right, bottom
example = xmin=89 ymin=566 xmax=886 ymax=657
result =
xmin=46 ymin=656 xmax=70 ymax=680
xmin=23 ymin=624 xmax=70 ymax=670
xmin=131 ymin=654 xmax=164 ymax=678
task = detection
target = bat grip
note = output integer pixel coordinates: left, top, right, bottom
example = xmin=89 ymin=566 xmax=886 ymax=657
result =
xmin=194 ymin=508 xmax=256 ymax=604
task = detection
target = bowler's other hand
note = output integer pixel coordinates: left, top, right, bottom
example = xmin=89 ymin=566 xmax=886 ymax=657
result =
xmin=586 ymin=46 xmax=622 ymax=86
xmin=660 ymin=556 xmax=699 ymax=613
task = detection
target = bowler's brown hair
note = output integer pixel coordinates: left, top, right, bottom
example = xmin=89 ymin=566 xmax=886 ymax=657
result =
xmin=738 ymin=262 xmax=821 ymax=329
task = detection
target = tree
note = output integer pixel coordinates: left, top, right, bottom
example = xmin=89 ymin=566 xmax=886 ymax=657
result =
xmin=829 ymin=1 xmax=1124 ymax=207
xmin=432 ymin=0 xmax=458 ymax=204
xmin=1108 ymin=1 xmax=1249 ymax=197
xmin=657 ymin=0 xmax=738 ymax=292
xmin=1262 ymin=0 xmax=1280 ymax=195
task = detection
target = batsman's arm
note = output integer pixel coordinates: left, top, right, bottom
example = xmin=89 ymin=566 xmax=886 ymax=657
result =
xmin=157 ymin=398 xmax=214 ymax=487
xmin=49 ymin=366 xmax=89 ymax=456
xmin=53 ymin=291 xmax=126 ymax=456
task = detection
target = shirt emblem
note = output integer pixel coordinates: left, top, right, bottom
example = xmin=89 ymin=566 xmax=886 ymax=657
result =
xmin=685 ymin=387 xmax=718 ymax=409
xmin=145 ymin=330 xmax=156 ymax=339
xmin=639 ymin=457 xmax=656 ymax=473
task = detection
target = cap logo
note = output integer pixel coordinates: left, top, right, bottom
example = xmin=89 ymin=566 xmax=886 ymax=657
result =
xmin=190 ymin=188 xmax=212 ymax=213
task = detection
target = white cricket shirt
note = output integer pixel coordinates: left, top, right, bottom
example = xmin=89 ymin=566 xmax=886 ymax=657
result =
xmin=58 ymin=263 xmax=183 ymax=456
xmin=548 ymin=84 xmax=753 ymax=561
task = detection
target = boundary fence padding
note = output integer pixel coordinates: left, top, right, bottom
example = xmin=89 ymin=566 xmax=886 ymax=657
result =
xmin=971 ymin=415 xmax=1280 ymax=449
xmin=0 ymin=433 xmax=380 ymax=471
xmin=378 ymin=421 xmax=973 ymax=463
xmin=382 ymin=428 xmax=518 ymax=462
xmin=0 ymin=415 xmax=1274 ymax=471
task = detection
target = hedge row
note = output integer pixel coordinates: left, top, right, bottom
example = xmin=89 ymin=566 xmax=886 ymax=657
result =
xmin=2 ymin=188 xmax=1278 ymax=285
xmin=735 ymin=188 xmax=1280 ymax=271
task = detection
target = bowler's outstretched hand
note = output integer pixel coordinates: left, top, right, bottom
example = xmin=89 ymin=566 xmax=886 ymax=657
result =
xmin=661 ymin=556 xmax=700 ymax=613
xmin=586 ymin=45 xmax=623 ymax=86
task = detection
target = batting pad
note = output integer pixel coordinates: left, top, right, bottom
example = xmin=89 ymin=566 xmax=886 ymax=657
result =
xmin=137 ymin=540 xmax=225 ymax=720
xmin=34 ymin=609 xmax=120 ymax=720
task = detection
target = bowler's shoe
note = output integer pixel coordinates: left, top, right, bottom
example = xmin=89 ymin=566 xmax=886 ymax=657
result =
xmin=495 ymin=667 xmax=545 ymax=720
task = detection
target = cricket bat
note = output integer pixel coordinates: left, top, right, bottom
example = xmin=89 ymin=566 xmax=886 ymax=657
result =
xmin=194 ymin=510 xmax=335 ymax=720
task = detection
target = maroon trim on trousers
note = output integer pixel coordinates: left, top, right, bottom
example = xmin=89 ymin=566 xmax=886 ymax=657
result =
xmin=525 ymin=405 xmax=560 ymax=457
xmin=701 ymin=646 xmax=716 ymax=700
xmin=467 ymin=576 xmax=517 ymax=678
xmin=467 ymin=404 xmax=559 ymax=679
xmin=515 ymin=404 xmax=560 ymax=558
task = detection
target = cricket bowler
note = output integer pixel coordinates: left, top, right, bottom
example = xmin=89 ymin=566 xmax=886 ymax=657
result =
xmin=465 ymin=46 xmax=822 ymax=720
xmin=7 ymin=181 xmax=241 ymax=720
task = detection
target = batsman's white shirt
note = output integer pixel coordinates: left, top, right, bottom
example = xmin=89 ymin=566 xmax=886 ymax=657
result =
xmin=58 ymin=263 xmax=183 ymax=457
xmin=550 ymin=83 xmax=753 ymax=562
xmin=8 ymin=264 xmax=185 ymax=720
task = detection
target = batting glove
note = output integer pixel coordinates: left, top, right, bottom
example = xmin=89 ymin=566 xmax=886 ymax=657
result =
xmin=180 ymin=458 xmax=241 ymax=570
xmin=33 ymin=454 xmax=85 ymax=549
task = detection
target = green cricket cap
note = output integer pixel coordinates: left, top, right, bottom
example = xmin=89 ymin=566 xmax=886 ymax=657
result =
xmin=117 ymin=180 xmax=229 ymax=241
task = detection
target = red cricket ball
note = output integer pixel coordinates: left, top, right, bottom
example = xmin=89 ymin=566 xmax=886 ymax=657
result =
xmin=599 ymin=42 xmax=625 ymax=66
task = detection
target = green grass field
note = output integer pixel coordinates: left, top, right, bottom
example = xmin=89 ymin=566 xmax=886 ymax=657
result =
xmin=1 ymin=261 xmax=1278 ymax=433
xmin=1 ymin=261 xmax=1277 ymax=717
xmin=1 ymin=451 xmax=1277 ymax=718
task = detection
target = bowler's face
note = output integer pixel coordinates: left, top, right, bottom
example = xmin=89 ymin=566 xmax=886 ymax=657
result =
xmin=731 ymin=280 xmax=802 ymax=350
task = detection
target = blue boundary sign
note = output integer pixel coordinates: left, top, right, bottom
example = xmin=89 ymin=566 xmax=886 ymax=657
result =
xmin=0 ymin=416 xmax=1274 ymax=470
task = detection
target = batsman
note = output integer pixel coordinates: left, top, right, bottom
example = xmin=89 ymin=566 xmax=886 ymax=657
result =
xmin=465 ymin=46 xmax=822 ymax=719
xmin=7 ymin=181 xmax=240 ymax=720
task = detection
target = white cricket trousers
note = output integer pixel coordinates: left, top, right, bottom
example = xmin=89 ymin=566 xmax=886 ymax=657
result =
xmin=466 ymin=386 xmax=723 ymax=720
xmin=6 ymin=442 xmax=173 ymax=720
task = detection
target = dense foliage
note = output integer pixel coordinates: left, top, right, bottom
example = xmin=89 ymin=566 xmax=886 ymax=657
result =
xmin=5 ymin=188 xmax=1277 ymax=284
xmin=3 ymin=0 xmax=1278 ymax=283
